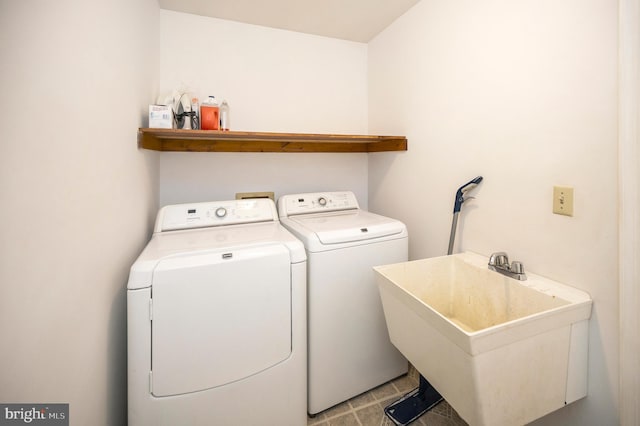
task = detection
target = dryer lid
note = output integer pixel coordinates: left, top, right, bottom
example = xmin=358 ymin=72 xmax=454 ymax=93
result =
xmin=289 ymin=210 xmax=404 ymax=244
xmin=127 ymin=221 xmax=306 ymax=290
xmin=150 ymin=244 xmax=292 ymax=397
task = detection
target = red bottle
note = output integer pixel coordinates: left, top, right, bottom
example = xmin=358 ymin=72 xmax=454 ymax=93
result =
xmin=200 ymin=96 xmax=219 ymax=130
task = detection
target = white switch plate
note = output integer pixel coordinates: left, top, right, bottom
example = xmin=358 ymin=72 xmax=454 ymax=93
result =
xmin=553 ymin=186 xmax=574 ymax=216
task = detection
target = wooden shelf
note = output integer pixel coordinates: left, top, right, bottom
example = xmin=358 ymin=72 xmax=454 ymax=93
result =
xmin=138 ymin=128 xmax=407 ymax=153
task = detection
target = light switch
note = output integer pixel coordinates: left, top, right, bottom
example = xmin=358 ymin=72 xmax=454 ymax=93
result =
xmin=553 ymin=186 xmax=574 ymax=216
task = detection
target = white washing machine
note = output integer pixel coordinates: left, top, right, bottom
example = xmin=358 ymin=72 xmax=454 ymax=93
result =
xmin=277 ymin=191 xmax=408 ymax=415
xmin=127 ymin=198 xmax=307 ymax=426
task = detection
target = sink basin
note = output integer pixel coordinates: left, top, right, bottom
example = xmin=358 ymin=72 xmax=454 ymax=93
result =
xmin=374 ymin=252 xmax=592 ymax=426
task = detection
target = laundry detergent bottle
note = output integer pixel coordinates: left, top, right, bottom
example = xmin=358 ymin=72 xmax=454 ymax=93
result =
xmin=200 ymin=96 xmax=220 ymax=130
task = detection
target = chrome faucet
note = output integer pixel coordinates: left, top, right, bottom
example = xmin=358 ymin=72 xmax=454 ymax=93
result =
xmin=488 ymin=252 xmax=527 ymax=281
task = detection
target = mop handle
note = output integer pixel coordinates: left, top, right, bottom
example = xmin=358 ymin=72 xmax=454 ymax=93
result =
xmin=448 ymin=176 xmax=483 ymax=255
xmin=447 ymin=213 xmax=459 ymax=256
xmin=453 ymin=176 xmax=483 ymax=213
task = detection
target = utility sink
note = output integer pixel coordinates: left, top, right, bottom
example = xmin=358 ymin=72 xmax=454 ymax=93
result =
xmin=374 ymin=252 xmax=592 ymax=426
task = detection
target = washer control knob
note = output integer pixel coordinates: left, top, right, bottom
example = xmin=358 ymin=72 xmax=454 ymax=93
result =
xmin=318 ymin=197 xmax=327 ymax=206
xmin=215 ymin=207 xmax=227 ymax=218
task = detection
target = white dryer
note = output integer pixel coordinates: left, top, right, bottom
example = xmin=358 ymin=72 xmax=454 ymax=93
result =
xmin=127 ymin=198 xmax=307 ymax=426
xmin=277 ymin=191 xmax=408 ymax=415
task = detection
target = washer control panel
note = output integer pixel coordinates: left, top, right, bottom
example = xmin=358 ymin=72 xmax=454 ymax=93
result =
xmin=277 ymin=191 xmax=360 ymax=217
xmin=155 ymin=198 xmax=278 ymax=232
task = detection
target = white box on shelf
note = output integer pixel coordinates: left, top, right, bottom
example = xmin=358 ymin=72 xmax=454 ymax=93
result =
xmin=149 ymin=105 xmax=173 ymax=129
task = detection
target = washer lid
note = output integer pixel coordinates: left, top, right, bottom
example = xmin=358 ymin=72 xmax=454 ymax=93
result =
xmin=289 ymin=210 xmax=404 ymax=244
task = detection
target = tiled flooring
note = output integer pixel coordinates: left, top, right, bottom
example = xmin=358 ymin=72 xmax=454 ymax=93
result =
xmin=306 ymin=368 xmax=468 ymax=426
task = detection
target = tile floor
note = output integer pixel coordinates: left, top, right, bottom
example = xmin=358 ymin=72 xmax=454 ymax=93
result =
xmin=306 ymin=368 xmax=468 ymax=426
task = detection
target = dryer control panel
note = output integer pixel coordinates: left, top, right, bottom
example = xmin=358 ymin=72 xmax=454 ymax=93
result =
xmin=277 ymin=191 xmax=360 ymax=218
xmin=155 ymin=198 xmax=278 ymax=232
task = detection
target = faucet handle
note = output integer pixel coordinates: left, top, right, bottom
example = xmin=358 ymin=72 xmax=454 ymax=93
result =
xmin=489 ymin=252 xmax=509 ymax=267
xmin=511 ymin=261 xmax=525 ymax=274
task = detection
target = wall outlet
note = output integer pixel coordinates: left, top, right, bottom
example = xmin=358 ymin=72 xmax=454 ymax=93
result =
xmin=553 ymin=186 xmax=574 ymax=216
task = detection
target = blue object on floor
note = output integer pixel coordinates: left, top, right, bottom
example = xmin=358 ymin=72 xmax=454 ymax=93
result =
xmin=383 ymin=376 xmax=443 ymax=425
xmin=385 ymin=176 xmax=483 ymax=425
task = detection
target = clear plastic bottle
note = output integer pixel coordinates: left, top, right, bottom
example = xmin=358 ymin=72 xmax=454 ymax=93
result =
xmin=220 ymin=100 xmax=230 ymax=131
xmin=200 ymin=96 xmax=219 ymax=130
xmin=190 ymin=96 xmax=200 ymax=129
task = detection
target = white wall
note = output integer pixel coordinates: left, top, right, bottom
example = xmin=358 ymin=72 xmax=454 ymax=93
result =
xmin=619 ymin=0 xmax=640 ymax=423
xmin=158 ymin=11 xmax=370 ymax=206
xmin=0 ymin=1 xmax=623 ymax=424
xmin=0 ymin=1 xmax=160 ymax=424
xmin=368 ymin=0 xmax=619 ymax=425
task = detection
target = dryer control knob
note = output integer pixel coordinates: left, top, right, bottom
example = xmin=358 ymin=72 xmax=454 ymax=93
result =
xmin=215 ymin=207 xmax=227 ymax=218
xmin=318 ymin=197 xmax=327 ymax=206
